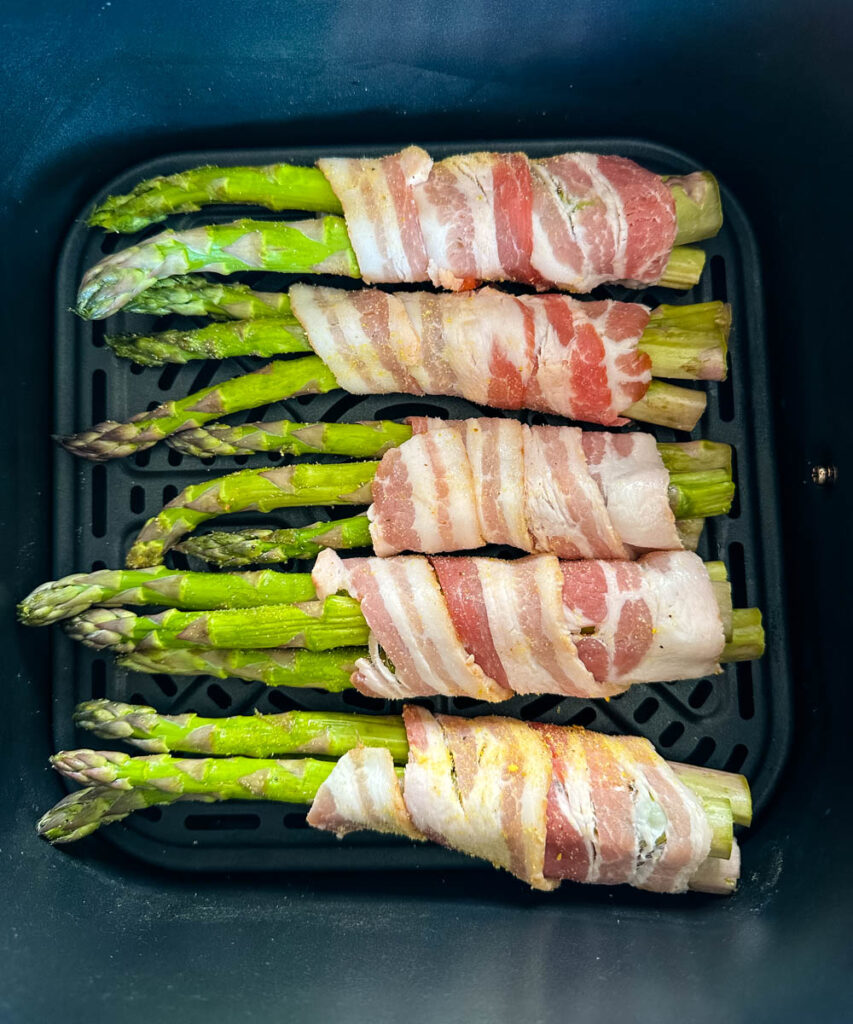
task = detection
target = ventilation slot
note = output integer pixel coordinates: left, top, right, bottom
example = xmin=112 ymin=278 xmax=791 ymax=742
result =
xmin=633 ymin=697 xmax=659 ymax=724
xmin=267 ymin=690 xmax=300 ymax=713
xmin=91 ymin=658 xmax=106 ymax=699
xmin=91 ymin=368 xmax=107 ymax=423
xmin=185 ymin=813 xmax=261 ymax=831
xmin=686 ymin=736 xmax=716 ymax=765
xmin=658 ymin=721 xmax=685 ymax=748
xmin=130 ymin=486 xmax=145 ymax=514
xmin=723 ymin=744 xmax=748 ymax=773
xmin=569 ymin=707 xmax=596 ymax=727
xmin=91 ymin=465 xmax=106 ymax=538
xmin=520 ymin=695 xmax=563 ymax=720
xmin=688 ymin=679 xmax=713 ymax=709
xmin=207 ymin=683 xmax=232 ymax=709
xmin=737 ymin=661 xmax=755 ymax=720
xmin=343 ymin=689 xmax=383 ymax=710
xmin=283 ymin=813 xmax=311 ymax=830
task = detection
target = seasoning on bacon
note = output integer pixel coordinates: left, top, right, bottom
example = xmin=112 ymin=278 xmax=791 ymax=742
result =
xmin=289 ymin=285 xmax=652 ymax=425
xmin=312 ymin=549 xmax=725 ymax=701
xmin=307 ymin=707 xmax=715 ymax=893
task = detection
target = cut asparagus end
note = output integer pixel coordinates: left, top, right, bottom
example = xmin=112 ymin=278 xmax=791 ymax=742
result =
xmin=657 ymin=246 xmax=707 ymax=290
xmin=670 ymin=762 xmax=752 ymax=826
xmin=667 ymin=172 xmax=724 ymax=246
xmin=89 ymin=164 xmax=343 ymax=234
xmin=674 ymin=517 xmax=704 ymax=551
xmin=688 ymin=839 xmax=741 ymax=895
xmin=668 ymin=469 xmax=735 ymax=518
xmin=657 ymin=440 xmax=731 ymax=475
xmin=624 ymin=381 xmax=707 ymax=431
xmin=701 ymin=797 xmax=734 ymax=859
xmin=704 ymin=560 xmax=729 ymax=583
xmin=723 ymin=608 xmax=765 ymax=662
xmin=640 ymin=301 xmax=730 ymax=381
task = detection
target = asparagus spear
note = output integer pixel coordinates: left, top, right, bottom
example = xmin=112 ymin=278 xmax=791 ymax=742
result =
xmin=125 ymin=460 xmax=377 ymax=568
xmin=623 ymin=380 xmax=708 ymax=432
xmin=124 ymin=275 xmax=296 ymax=321
xmin=17 ymin=567 xmax=315 ymax=625
xmin=66 ymin=595 xmax=764 ymax=662
xmin=36 ymin=785 xmax=193 ymax=843
xmin=90 ymin=164 xmax=344 ymax=233
xmin=89 ymin=162 xmax=720 ymax=240
xmin=106 ymin=319 xmax=310 ymax=367
xmin=57 ymin=356 xmax=339 ymax=461
xmin=109 ymin=300 xmax=730 ymax=381
xmin=65 ymin=595 xmax=370 ymax=653
xmin=125 ymin=453 xmax=731 ymax=568
xmin=118 ymin=646 xmax=362 ymax=691
xmin=76 ymin=217 xmax=361 ymax=320
xmin=177 ymin=515 xmax=374 ymax=566
xmin=169 ymin=419 xmax=414 ymax=458
xmin=48 ymin=747 xmax=732 ymax=858
xmin=72 ymin=700 xmax=750 ymax=826
xmin=75 ymin=700 xmax=410 ymax=760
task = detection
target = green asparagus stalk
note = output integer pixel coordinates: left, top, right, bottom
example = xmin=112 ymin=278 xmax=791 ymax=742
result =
xmin=90 ymin=162 xmax=720 ymax=239
xmin=638 ymin=302 xmax=730 ymax=380
xmin=118 ymin=646 xmax=362 ymax=691
xmin=36 ymin=785 xmax=192 ymax=843
xmin=107 ymin=319 xmax=311 ymax=367
xmin=57 ymin=356 xmax=339 ymax=461
xmin=52 ymin=749 xmax=345 ymax=802
xmin=66 ymin=592 xmax=763 ymax=663
xmin=108 ymin=299 xmax=730 ymax=383
xmin=125 ymin=275 xmax=296 ymax=321
xmin=47 ymin=747 xmax=731 ymax=857
xmin=177 ymin=515 xmax=374 ymax=566
xmin=90 ymin=164 xmax=344 ymax=233
xmin=75 ymin=700 xmax=410 ymax=760
xmin=169 ymin=419 xmax=413 ymax=458
xmin=674 ymin=517 xmax=704 ymax=552
xmin=125 ymin=460 xmax=377 ymax=568
xmin=657 ymin=246 xmax=706 ymax=291
xmin=722 ymin=607 xmax=765 ymax=662
xmin=655 ymin=440 xmax=731 ymax=474
xmin=76 ymin=217 xmax=360 ymax=320
xmin=17 ymin=567 xmax=315 ymax=625
xmin=65 ymin=595 xmax=370 ymax=653
xmin=125 ymin=454 xmax=731 ymax=567
xmin=71 ymin=700 xmax=750 ymax=826
xmin=624 ymin=380 xmax=708 ymax=431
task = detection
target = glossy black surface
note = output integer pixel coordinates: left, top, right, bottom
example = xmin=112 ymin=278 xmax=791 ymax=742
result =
xmin=2 ymin=2 xmax=850 ymax=1021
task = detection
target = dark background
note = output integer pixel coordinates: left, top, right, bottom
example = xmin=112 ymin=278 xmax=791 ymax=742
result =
xmin=1 ymin=1 xmax=850 ymax=1021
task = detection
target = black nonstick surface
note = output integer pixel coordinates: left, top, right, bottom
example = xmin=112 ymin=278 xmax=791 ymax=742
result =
xmin=3 ymin=3 xmax=850 ymax=1022
xmin=53 ymin=139 xmax=790 ymax=873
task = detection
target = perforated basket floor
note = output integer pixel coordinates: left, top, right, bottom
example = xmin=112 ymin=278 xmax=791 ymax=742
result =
xmin=52 ymin=139 xmax=791 ymax=872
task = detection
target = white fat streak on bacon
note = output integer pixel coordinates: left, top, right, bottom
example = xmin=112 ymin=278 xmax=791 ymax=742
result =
xmin=619 ymin=736 xmax=712 ymax=892
xmin=629 ymin=551 xmax=725 ymax=684
xmin=312 ymin=551 xmax=509 ymax=701
xmin=473 ymin=555 xmax=606 ymax=698
xmin=306 ymin=746 xmax=423 ymax=840
xmin=318 ymin=147 xmax=432 ymax=283
xmin=522 ymin=425 xmax=628 ymax=560
xmin=581 ymin=431 xmax=682 ymax=552
xmin=367 ymin=428 xmax=484 ymax=556
xmin=410 ymin=418 xmax=530 ymax=550
xmin=401 ymin=705 xmax=557 ymax=890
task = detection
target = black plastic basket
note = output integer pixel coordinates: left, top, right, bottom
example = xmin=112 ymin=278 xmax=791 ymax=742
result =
xmin=52 ymin=138 xmax=792 ymax=873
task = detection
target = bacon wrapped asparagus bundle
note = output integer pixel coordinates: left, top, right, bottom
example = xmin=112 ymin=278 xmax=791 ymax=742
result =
xmin=78 ymin=148 xmax=723 ymax=319
xmin=59 ymin=292 xmax=729 ymax=461
xmin=120 ymin=422 xmax=733 ymax=567
xmin=42 ymin=703 xmax=746 ymax=895
xmin=61 ymin=552 xmax=762 ymax=701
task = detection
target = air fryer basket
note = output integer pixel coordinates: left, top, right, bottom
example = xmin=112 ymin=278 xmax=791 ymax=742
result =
xmin=51 ymin=139 xmax=791 ymax=873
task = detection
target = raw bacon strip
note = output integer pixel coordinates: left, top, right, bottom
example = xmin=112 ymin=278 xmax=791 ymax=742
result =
xmin=522 ymin=425 xmax=628 ymax=560
xmin=368 ymin=427 xmax=484 ymax=556
xmin=581 ymin=431 xmax=681 ymax=552
xmin=312 ymin=550 xmax=510 ymax=702
xmin=320 ymin=149 xmax=677 ymax=291
xmin=306 ymin=746 xmax=423 ymax=840
xmin=561 ymin=551 xmax=723 ymax=684
xmin=453 ymin=555 xmax=612 ymax=698
xmin=290 ymin=284 xmax=650 ymax=424
xmin=401 ymin=706 xmax=557 ymax=891
xmin=317 ymin=146 xmax=432 ymax=283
